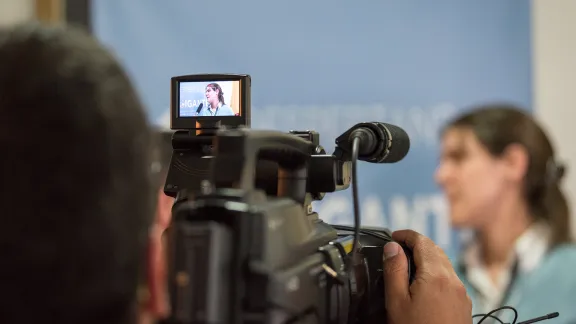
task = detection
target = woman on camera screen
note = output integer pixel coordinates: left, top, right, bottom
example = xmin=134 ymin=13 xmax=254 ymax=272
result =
xmin=198 ymin=83 xmax=235 ymax=116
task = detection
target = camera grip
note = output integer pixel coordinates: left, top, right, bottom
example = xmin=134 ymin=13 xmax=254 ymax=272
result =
xmin=211 ymin=128 xmax=316 ymax=191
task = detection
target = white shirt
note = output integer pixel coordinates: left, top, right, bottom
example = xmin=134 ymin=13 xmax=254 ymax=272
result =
xmin=462 ymin=222 xmax=551 ymax=313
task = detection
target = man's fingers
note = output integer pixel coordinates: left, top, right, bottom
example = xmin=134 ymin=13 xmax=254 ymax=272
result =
xmin=383 ymin=242 xmax=410 ymax=305
xmin=392 ymin=230 xmax=449 ymax=275
xmin=391 ymin=229 xmax=427 ymax=251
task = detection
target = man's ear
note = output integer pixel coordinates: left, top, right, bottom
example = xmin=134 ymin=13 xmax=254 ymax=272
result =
xmin=157 ymin=191 xmax=175 ymax=229
xmin=144 ymin=224 xmax=170 ymax=321
xmin=501 ymin=143 xmax=529 ymax=182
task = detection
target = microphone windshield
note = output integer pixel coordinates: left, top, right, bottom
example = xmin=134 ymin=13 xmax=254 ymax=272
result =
xmin=382 ymin=122 xmax=410 ymax=163
xmin=335 ymin=121 xmax=411 ymax=164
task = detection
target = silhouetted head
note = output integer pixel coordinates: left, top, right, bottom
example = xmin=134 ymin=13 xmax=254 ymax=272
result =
xmin=0 ymin=23 xmax=154 ymax=323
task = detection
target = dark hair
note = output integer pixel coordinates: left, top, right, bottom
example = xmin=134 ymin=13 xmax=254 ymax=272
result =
xmin=206 ymin=83 xmax=225 ymax=105
xmin=0 ymin=24 xmax=154 ymax=323
xmin=444 ymin=103 xmax=570 ymax=247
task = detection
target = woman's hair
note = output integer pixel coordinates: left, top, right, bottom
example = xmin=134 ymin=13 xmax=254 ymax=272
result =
xmin=444 ymin=103 xmax=571 ymax=247
xmin=206 ymin=83 xmax=225 ymax=105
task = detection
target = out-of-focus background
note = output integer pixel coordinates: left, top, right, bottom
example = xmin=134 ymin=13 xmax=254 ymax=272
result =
xmin=3 ymin=0 xmax=575 ymax=260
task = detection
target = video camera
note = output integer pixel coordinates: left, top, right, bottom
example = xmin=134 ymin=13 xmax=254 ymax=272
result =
xmin=162 ymin=74 xmax=415 ymax=324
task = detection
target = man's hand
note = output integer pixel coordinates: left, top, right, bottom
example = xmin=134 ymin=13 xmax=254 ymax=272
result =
xmin=383 ymin=230 xmax=472 ymax=324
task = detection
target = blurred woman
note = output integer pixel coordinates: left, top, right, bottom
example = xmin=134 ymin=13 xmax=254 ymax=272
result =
xmin=435 ymin=104 xmax=576 ymax=323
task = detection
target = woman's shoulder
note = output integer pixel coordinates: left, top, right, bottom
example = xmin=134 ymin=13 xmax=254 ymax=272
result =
xmin=549 ymin=243 xmax=576 ymax=255
xmin=450 ymin=244 xmax=576 ymax=278
xmin=546 ymin=243 xmax=576 ymax=263
xmin=539 ymin=243 xmax=576 ymax=277
xmin=221 ymin=104 xmax=235 ymax=114
xmin=528 ymin=244 xmax=576 ymax=308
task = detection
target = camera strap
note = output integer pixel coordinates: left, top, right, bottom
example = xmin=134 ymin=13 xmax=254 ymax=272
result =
xmin=204 ymin=102 xmax=220 ymax=116
xmin=497 ymin=258 xmax=520 ymax=308
xmin=208 ymin=106 xmax=220 ymax=116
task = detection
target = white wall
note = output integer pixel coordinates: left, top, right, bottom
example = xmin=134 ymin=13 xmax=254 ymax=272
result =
xmin=0 ymin=0 xmax=34 ymax=26
xmin=532 ymin=0 xmax=576 ymax=234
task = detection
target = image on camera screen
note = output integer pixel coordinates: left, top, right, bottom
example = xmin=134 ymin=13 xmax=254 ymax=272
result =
xmin=178 ymin=80 xmax=241 ymax=117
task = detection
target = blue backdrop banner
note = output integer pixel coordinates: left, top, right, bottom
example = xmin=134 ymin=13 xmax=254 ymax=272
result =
xmin=91 ymin=0 xmax=532 ymax=259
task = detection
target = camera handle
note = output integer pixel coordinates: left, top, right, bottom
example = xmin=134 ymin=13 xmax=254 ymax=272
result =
xmin=210 ymin=128 xmax=317 ymax=204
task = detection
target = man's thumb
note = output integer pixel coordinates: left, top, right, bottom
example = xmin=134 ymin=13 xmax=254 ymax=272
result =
xmin=383 ymin=242 xmax=410 ymax=303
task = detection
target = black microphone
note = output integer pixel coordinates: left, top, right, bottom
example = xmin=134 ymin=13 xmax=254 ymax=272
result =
xmin=335 ymin=122 xmax=410 ymax=163
xmin=195 ymin=102 xmax=204 ymax=115
xmin=517 ymin=312 xmax=559 ymax=324
xmin=474 ymin=306 xmax=559 ymax=324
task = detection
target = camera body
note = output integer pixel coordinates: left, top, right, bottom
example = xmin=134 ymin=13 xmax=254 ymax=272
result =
xmin=162 ymin=74 xmax=414 ymax=324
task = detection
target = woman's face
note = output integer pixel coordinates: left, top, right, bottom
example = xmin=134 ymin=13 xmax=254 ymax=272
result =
xmin=205 ymin=86 xmax=218 ymax=102
xmin=435 ymin=127 xmax=509 ymax=228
